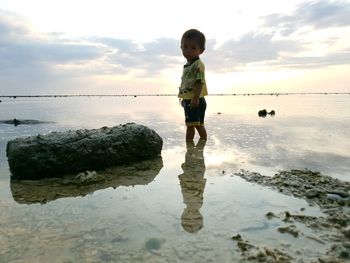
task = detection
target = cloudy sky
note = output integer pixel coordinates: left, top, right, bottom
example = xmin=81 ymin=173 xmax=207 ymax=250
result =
xmin=0 ymin=0 xmax=349 ymax=95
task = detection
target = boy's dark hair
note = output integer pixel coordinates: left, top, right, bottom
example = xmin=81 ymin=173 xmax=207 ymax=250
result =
xmin=181 ymin=29 xmax=206 ymax=50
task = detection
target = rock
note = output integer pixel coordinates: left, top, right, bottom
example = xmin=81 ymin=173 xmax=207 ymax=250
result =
xmin=0 ymin=119 xmax=52 ymax=126
xmin=328 ymin=190 xmax=349 ymax=198
xmin=265 ymin=211 xmax=276 ymax=219
xmin=236 ymin=169 xmax=350 ymax=261
xmin=258 ymin=109 xmax=267 ymax=117
xmin=258 ymin=109 xmax=275 ymax=118
xmin=76 ymin=170 xmax=98 ymax=182
xmin=305 ymin=189 xmax=321 ymax=198
xmin=231 ymin=234 xmax=243 ymax=241
xmin=232 ymin=234 xmax=293 ymax=262
xmin=277 ymin=225 xmax=299 ymax=237
xmin=326 ymin=193 xmax=348 ymax=202
xmin=6 ymin=123 xmax=163 ymax=179
xmin=342 ymin=227 xmax=350 ymax=238
xmin=237 ymin=240 xmax=254 ymax=251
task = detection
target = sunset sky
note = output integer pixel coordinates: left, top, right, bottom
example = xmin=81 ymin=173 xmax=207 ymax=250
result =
xmin=0 ymin=0 xmax=349 ymax=95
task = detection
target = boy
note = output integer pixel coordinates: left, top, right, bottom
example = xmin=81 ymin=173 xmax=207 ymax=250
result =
xmin=178 ymin=29 xmax=208 ymax=142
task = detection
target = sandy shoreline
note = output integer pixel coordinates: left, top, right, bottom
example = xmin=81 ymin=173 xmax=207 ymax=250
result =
xmin=233 ymin=169 xmax=350 ymax=262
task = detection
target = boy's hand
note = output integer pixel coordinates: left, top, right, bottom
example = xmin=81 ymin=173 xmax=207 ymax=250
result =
xmin=191 ymin=97 xmax=199 ymax=108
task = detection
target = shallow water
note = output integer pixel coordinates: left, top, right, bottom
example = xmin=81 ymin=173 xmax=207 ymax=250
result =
xmin=0 ymin=95 xmax=349 ymax=262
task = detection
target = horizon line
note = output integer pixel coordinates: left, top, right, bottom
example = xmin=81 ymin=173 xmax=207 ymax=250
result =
xmin=0 ymin=92 xmax=349 ymax=98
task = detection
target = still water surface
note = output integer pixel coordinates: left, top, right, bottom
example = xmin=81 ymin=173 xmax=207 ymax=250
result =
xmin=0 ymin=95 xmax=349 ymax=262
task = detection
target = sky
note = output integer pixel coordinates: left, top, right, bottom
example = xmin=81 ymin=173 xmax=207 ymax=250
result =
xmin=0 ymin=0 xmax=349 ymax=95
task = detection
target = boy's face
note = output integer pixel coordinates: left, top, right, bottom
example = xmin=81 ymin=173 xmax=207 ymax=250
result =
xmin=181 ymin=38 xmax=204 ymax=61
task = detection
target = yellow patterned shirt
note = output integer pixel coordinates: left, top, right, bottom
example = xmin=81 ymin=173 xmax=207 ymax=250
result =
xmin=178 ymin=58 xmax=208 ymax=99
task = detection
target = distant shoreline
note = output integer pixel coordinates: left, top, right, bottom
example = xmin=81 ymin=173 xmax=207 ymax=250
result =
xmin=0 ymin=92 xmax=349 ymax=98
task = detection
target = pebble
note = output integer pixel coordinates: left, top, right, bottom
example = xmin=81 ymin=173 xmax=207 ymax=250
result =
xmin=277 ymin=225 xmax=299 ymax=238
xmin=342 ymin=227 xmax=350 ymax=238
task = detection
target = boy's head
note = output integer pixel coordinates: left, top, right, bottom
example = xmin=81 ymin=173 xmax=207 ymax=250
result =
xmin=181 ymin=29 xmax=206 ymax=61
xmin=181 ymin=29 xmax=206 ymax=50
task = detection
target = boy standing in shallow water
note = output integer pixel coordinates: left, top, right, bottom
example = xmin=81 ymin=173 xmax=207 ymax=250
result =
xmin=178 ymin=29 xmax=208 ymax=141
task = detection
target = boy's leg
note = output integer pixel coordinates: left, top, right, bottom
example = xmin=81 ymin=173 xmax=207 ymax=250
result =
xmin=196 ymin=97 xmax=207 ymax=140
xmin=186 ymin=126 xmax=195 ymax=141
xmin=195 ymin=126 xmax=207 ymax=140
xmin=183 ymin=99 xmax=198 ymax=141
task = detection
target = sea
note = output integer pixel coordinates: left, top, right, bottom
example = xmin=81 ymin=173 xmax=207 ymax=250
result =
xmin=0 ymin=94 xmax=349 ymax=262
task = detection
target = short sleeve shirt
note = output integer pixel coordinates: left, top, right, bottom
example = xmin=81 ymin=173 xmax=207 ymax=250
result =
xmin=178 ymin=58 xmax=208 ymax=99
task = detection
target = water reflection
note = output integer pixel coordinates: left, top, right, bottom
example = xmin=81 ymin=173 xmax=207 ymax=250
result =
xmin=10 ymin=157 xmax=163 ymax=204
xmin=179 ymin=139 xmax=206 ymax=233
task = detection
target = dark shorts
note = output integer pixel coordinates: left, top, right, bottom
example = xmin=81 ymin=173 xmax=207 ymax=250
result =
xmin=181 ymin=97 xmax=207 ymax=127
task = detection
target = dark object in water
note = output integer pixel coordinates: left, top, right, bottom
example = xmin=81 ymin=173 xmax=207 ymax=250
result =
xmin=6 ymin=123 xmax=163 ymax=179
xmin=0 ymin=119 xmax=52 ymax=126
xmin=258 ymin=109 xmax=276 ymax=118
xmin=258 ymin=109 xmax=267 ymax=117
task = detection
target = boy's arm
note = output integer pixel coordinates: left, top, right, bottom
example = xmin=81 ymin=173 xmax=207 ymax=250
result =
xmin=191 ymin=81 xmax=202 ymax=108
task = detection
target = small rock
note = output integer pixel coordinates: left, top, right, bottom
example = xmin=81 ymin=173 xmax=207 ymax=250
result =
xmin=237 ymin=240 xmax=254 ymax=251
xmin=258 ymin=109 xmax=267 ymax=117
xmin=305 ymin=189 xmax=320 ymax=198
xmin=76 ymin=171 xmax=98 ymax=182
xmin=340 ymin=250 xmax=350 ymax=259
xmin=265 ymin=212 xmax=275 ymax=219
xmin=342 ymin=227 xmax=350 ymax=238
xmin=231 ymin=234 xmax=242 ymax=241
xmin=277 ymin=225 xmax=299 ymax=238
xmin=328 ymin=190 xmax=348 ymax=198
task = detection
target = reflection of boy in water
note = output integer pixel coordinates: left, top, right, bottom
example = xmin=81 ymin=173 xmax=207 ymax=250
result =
xmin=178 ymin=139 xmax=206 ymax=233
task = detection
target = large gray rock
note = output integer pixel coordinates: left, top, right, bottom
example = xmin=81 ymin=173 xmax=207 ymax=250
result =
xmin=6 ymin=123 xmax=163 ymax=179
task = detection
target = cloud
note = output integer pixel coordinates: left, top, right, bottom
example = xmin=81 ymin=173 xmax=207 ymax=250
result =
xmin=0 ymin=12 xmax=182 ymax=94
xmin=0 ymin=11 xmax=111 ymax=93
xmin=205 ymin=1 xmax=350 ymax=72
xmin=1 ymin=4 xmax=350 ymax=94
xmin=0 ymin=10 xmax=31 ymax=40
xmin=267 ymin=48 xmax=350 ymax=69
xmin=0 ymin=10 xmax=106 ymax=74
xmin=92 ymin=37 xmax=180 ymax=76
xmin=205 ymin=32 xmax=301 ymax=72
xmin=262 ymin=0 xmax=350 ymax=35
